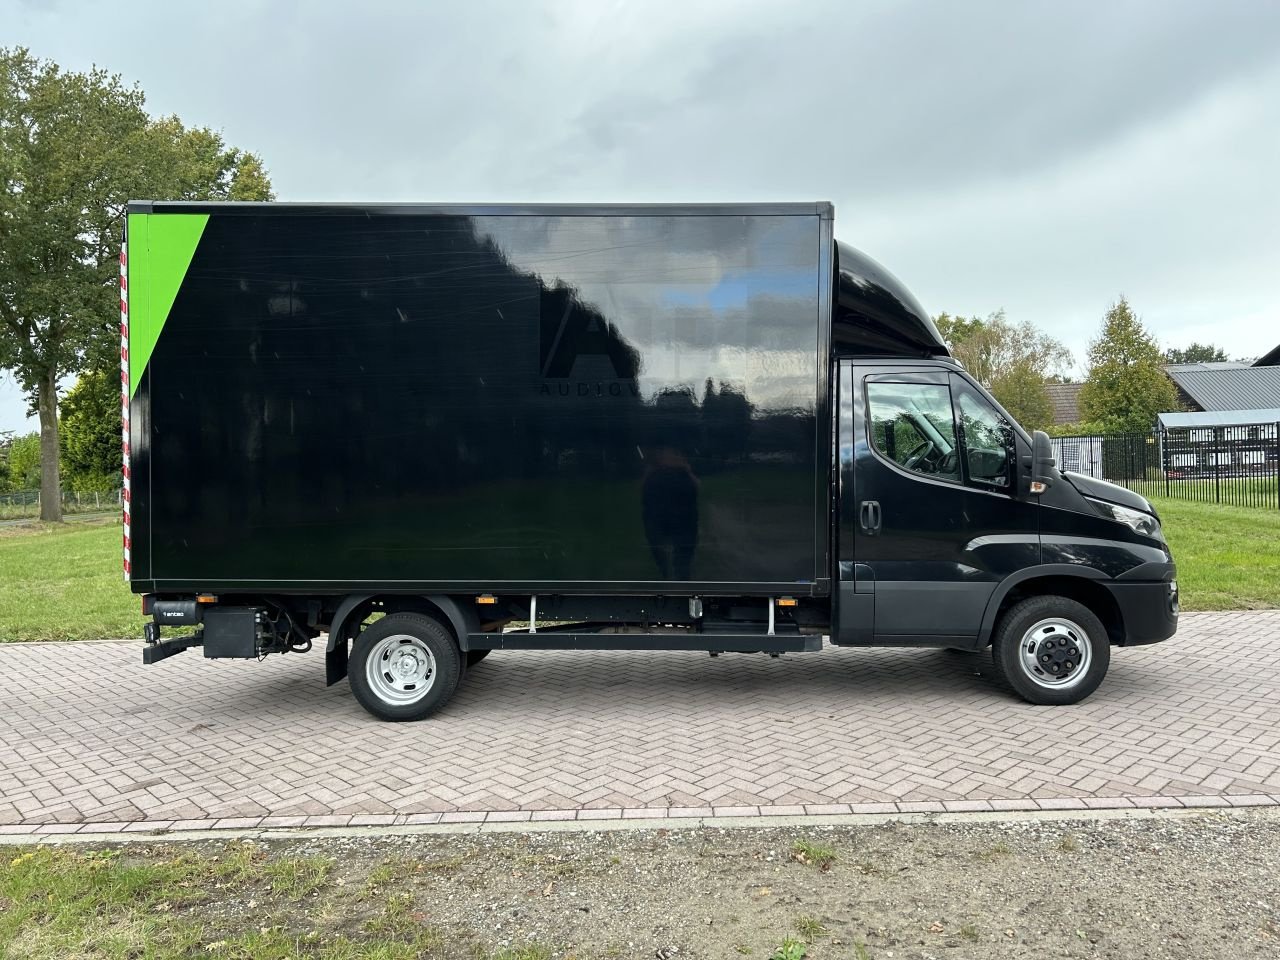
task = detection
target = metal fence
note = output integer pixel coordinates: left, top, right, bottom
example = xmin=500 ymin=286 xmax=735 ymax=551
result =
xmin=1052 ymin=422 xmax=1280 ymax=510
xmin=0 ymin=489 xmax=122 ymax=520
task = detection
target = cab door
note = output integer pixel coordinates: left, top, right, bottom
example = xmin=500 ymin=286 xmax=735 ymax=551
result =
xmin=835 ymin=361 xmax=1040 ymax=646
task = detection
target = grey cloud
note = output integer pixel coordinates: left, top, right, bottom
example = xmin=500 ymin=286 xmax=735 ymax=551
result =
xmin=542 ymin=1 xmax=1280 ymax=199
xmin=1 ymin=0 xmax=1278 ymax=432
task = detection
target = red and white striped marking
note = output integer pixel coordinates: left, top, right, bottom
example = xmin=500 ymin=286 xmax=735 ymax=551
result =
xmin=120 ymin=240 xmax=130 ymax=580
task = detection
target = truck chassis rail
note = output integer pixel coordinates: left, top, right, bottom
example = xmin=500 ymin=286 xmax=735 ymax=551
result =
xmin=466 ymin=632 xmax=822 ymax=653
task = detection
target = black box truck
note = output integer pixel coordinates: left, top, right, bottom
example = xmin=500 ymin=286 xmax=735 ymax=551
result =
xmin=123 ymin=202 xmax=1178 ymax=720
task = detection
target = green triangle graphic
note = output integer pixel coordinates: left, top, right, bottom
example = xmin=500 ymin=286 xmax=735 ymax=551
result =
xmin=128 ymin=213 xmax=209 ymax=397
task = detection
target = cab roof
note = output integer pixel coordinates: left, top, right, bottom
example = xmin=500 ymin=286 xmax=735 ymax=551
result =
xmin=833 ymin=241 xmax=949 ymax=360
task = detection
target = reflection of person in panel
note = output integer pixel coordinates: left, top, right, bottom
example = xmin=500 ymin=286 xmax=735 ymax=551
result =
xmin=642 ymin=447 xmax=699 ymax=580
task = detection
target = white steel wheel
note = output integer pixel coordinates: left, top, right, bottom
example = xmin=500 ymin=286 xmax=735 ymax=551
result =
xmin=348 ymin=612 xmax=462 ymax=721
xmin=991 ymin=596 xmax=1110 ymax=706
xmin=366 ymin=634 xmax=438 ymax=704
xmin=1017 ymin=618 xmax=1093 ymax=690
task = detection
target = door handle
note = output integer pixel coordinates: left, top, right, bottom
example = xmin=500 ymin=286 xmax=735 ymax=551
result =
xmin=860 ymin=500 xmax=881 ymax=535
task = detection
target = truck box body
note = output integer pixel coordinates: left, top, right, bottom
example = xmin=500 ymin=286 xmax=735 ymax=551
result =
xmin=125 ymin=203 xmax=833 ymax=593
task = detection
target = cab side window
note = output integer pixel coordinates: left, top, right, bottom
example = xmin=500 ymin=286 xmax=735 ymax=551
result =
xmin=866 ymin=382 xmax=960 ymax=482
xmin=954 ymin=381 xmax=1013 ymax=488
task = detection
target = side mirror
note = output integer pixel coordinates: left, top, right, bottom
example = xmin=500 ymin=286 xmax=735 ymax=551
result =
xmin=1030 ymin=430 xmax=1056 ymax=494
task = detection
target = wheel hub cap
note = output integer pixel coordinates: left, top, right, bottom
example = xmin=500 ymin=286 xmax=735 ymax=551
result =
xmin=366 ymin=634 xmax=437 ymax=705
xmin=1019 ymin=618 xmax=1093 ymax=690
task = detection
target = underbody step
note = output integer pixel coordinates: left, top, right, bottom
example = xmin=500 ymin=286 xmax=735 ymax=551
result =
xmin=141 ymin=633 xmax=203 ymax=664
xmin=466 ymin=632 xmax=821 ymax=653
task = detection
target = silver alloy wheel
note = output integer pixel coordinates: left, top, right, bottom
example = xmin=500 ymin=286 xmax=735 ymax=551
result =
xmin=1018 ymin=617 xmax=1093 ymax=690
xmin=365 ymin=634 xmax=437 ymax=705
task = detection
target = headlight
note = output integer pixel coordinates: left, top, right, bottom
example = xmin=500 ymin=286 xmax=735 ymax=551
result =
xmin=1087 ymin=498 xmax=1164 ymax=541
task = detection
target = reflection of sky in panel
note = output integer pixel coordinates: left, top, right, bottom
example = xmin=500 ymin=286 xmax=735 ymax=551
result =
xmin=476 ymin=215 xmax=819 ymax=409
xmin=840 ymin=376 xmax=855 ymax=464
xmin=660 ymin=266 xmax=818 ymax=312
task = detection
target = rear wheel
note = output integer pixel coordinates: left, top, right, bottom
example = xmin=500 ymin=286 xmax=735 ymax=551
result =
xmin=348 ymin=612 xmax=462 ymax=721
xmin=991 ymin=596 xmax=1109 ymax=705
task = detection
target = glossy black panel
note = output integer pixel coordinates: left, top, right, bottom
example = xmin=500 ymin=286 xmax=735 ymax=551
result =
xmin=1106 ymin=581 xmax=1178 ymax=644
xmin=129 ymin=366 xmax=153 ymax=581
xmin=836 ymin=363 xmax=857 ymax=568
xmin=1037 ymin=468 xmax=1172 ymax=576
xmin=140 ymin=209 xmax=825 ymax=586
xmin=833 ymin=242 xmax=949 ymax=359
xmin=1038 ymin=497 xmax=1171 ymax=577
xmin=1061 ymin=472 xmax=1155 ymax=514
xmin=1039 ymin=535 xmax=1170 ymax=579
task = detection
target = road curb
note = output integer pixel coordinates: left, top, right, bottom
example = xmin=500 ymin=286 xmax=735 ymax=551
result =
xmin=1 ymin=797 xmax=1276 ymax=846
xmin=3 ymin=793 xmax=1273 ymax=836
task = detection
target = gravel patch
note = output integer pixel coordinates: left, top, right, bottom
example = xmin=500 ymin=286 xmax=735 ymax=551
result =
xmin=171 ymin=807 xmax=1280 ymax=958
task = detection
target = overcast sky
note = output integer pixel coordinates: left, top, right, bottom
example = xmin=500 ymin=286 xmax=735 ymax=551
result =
xmin=3 ymin=0 xmax=1279 ymax=433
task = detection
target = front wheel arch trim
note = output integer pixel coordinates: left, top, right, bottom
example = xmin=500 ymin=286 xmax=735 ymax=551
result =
xmin=976 ymin=565 xmax=1111 ymax=647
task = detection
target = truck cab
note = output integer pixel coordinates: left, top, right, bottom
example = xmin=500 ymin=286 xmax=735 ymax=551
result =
xmin=831 ymin=242 xmax=1178 ymax=704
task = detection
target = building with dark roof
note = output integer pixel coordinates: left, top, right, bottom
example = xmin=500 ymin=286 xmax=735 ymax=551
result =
xmin=1163 ymin=362 xmax=1280 ymax=413
xmin=1045 ymin=382 xmax=1084 ymax=425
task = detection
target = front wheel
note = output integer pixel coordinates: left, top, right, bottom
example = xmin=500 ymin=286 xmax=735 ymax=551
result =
xmin=348 ymin=612 xmax=462 ymax=721
xmin=991 ymin=596 xmax=1110 ymax=705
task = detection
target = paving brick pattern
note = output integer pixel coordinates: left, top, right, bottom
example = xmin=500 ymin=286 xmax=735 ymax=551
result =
xmin=1 ymin=611 xmax=1278 ymax=830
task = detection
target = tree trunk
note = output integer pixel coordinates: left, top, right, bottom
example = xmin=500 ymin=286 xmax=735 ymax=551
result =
xmin=37 ymin=368 xmax=62 ymax=523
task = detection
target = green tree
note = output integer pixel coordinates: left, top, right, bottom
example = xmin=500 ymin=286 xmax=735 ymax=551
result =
xmin=59 ymin=366 xmax=121 ymax=492
xmin=0 ymin=430 xmax=11 ymax=490
xmin=1079 ymin=298 xmax=1179 ymax=433
xmin=5 ymin=432 xmax=40 ymax=489
xmin=934 ymin=312 xmax=986 ymax=352
xmin=933 ymin=310 xmax=1073 ymax=432
xmin=0 ymin=48 xmax=272 ymax=520
xmin=994 ymin=363 xmax=1055 ymax=433
xmin=1164 ymin=342 xmax=1228 ymax=364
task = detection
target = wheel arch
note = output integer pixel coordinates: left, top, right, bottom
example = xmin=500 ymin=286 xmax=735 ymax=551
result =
xmin=978 ymin=566 xmax=1124 ymax=649
xmin=324 ymin=594 xmax=479 ymax=685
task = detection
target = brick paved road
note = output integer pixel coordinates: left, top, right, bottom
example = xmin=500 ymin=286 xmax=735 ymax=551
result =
xmin=1 ymin=611 xmax=1278 ymax=830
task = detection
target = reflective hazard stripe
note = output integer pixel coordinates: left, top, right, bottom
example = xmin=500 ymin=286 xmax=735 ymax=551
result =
xmin=120 ymin=241 xmax=131 ymax=580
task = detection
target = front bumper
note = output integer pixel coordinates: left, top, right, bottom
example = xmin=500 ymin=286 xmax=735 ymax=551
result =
xmin=1106 ymin=564 xmax=1179 ymax=646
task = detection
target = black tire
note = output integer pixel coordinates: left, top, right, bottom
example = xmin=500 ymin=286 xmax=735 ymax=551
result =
xmin=466 ymin=649 xmax=491 ymax=668
xmin=990 ymin=595 xmax=1110 ymax=705
xmin=348 ymin=612 xmax=462 ymax=721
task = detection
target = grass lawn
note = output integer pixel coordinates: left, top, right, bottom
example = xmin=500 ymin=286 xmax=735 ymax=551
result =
xmin=0 ymin=497 xmax=1276 ymax=642
xmin=0 ymin=520 xmax=141 ymax=642
xmin=1149 ymin=496 xmax=1280 ymax=611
